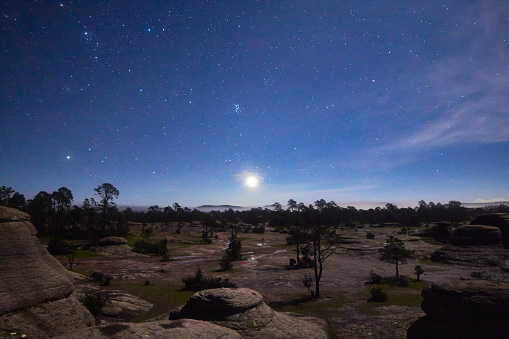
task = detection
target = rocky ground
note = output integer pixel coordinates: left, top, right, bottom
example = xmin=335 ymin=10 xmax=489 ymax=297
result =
xmin=57 ymin=223 xmax=509 ymax=338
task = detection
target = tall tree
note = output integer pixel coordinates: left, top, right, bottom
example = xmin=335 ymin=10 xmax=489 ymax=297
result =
xmin=8 ymin=192 xmax=26 ymax=210
xmin=94 ymin=183 xmax=119 ymax=234
xmin=307 ymin=224 xmax=339 ymax=298
xmin=379 ymin=236 xmax=415 ymax=278
xmin=287 ymin=199 xmax=297 ymax=212
xmin=52 ymin=187 xmax=73 ymax=235
xmin=0 ymin=186 xmax=14 ymax=206
xmin=27 ymin=191 xmax=53 ymax=235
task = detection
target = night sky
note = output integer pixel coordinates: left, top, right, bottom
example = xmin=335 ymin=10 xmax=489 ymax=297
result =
xmin=1 ymin=1 xmax=508 ymax=209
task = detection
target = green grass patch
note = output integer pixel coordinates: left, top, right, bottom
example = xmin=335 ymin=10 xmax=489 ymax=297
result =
xmin=112 ymin=280 xmax=194 ymax=322
xmin=74 ymin=250 xmax=102 ymax=259
xmin=267 ymin=291 xmax=348 ymax=315
xmin=355 ymin=281 xmax=426 ymax=315
xmin=124 ymin=235 xmax=140 ymax=247
xmin=70 ymin=268 xmax=88 ymax=276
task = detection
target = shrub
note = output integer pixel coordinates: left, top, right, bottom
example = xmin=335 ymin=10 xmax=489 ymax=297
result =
xmin=301 ymin=273 xmax=314 ymax=296
xmin=219 ymin=253 xmax=233 ymax=271
xmin=252 ymin=226 xmax=265 ymax=233
xmin=182 ymin=268 xmax=237 ymax=291
xmin=101 ymin=275 xmax=113 ymax=286
xmin=133 ymin=239 xmax=168 ymax=255
xmin=368 ymin=270 xmax=382 ymax=284
xmin=369 ymin=288 xmax=387 ymax=302
xmin=90 ymin=271 xmax=105 ymax=282
xmin=366 ymin=232 xmax=375 ymax=239
xmin=82 ymin=293 xmax=108 ymax=317
xmin=397 ymin=275 xmax=409 ymax=287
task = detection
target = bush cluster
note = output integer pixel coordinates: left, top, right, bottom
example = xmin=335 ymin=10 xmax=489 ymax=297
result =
xmin=252 ymin=226 xmax=265 ymax=233
xmin=182 ymin=268 xmax=237 ymax=291
xmin=82 ymin=293 xmax=108 ymax=317
xmin=133 ymin=239 xmax=168 ymax=256
xmin=369 ymin=288 xmax=387 ymax=302
xmin=219 ymin=239 xmax=242 ymax=271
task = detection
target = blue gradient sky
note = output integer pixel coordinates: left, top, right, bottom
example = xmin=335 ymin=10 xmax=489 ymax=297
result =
xmin=1 ymin=1 xmax=508 ymax=208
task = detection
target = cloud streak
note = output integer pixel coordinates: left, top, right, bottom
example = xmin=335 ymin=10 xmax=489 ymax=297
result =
xmin=381 ymin=2 xmax=509 ymax=151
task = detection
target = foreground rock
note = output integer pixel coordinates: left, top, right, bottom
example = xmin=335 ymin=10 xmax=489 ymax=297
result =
xmin=471 ymin=213 xmax=509 ymax=248
xmin=407 ymin=281 xmax=509 ymax=338
xmin=54 ymin=319 xmax=241 ymax=339
xmin=169 ymin=288 xmax=328 ymax=338
xmin=76 ymin=285 xmax=153 ymax=321
xmin=0 ymin=206 xmax=94 ymax=338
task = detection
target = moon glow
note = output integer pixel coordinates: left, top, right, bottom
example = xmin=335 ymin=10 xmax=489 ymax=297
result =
xmin=245 ymin=176 xmax=258 ymax=188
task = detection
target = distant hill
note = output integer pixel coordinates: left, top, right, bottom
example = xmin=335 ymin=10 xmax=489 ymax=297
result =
xmin=195 ymin=205 xmax=245 ymax=212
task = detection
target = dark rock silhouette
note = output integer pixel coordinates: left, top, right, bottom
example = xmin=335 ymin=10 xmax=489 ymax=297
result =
xmin=407 ymin=281 xmax=509 ymax=339
xmin=470 ymin=213 xmax=509 ymax=248
xmin=449 ymin=225 xmax=502 ymax=246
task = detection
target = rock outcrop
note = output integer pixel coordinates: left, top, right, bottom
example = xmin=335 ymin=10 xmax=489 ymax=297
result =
xmin=93 ymin=236 xmax=138 ymax=257
xmin=0 ymin=206 xmax=94 ymax=338
xmin=415 ymin=221 xmax=453 ymax=241
xmin=470 ymin=213 xmax=509 ymax=248
xmin=169 ymin=288 xmax=328 ymax=338
xmin=54 ymin=319 xmax=241 ymax=339
xmin=449 ymin=225 xmax=502 ymax=246
xmin=407 ymin=281 xmax=509 ymax=339
xmin=430 ymin=224 xmax=508 ymax=267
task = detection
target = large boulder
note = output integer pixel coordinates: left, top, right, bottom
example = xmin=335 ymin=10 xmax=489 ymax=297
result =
xmin=93 ymin=236 xmax=139 ymax=257
xmin=408 ymin=281 xmax=509 ymax=338
xmin=169 ymin=288 xmax=328 ymax=338
xmin=415 ymin=221 xmax=453 ymax=241
xmin=449 ymin=225 xmax=502 ymax=246
xmin=0 ymin=206 xmax=94 ymax=338
xmin=470 ymin=213 xmax=509 ymax=248
xmin=430 ymin=244 xmax=508 ymax=267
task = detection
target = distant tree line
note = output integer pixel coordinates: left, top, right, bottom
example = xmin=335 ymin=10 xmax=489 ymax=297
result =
xmin=1 ymin=185 xmax=508 ymax=240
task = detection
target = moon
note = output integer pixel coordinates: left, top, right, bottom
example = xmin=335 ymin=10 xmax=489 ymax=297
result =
xmin=245 ymin=176 xmax=258 ymax=188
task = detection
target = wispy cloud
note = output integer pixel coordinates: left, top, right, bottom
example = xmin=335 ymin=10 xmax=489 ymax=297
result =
xmin=382 ymin=2 xmax=509 ymax=151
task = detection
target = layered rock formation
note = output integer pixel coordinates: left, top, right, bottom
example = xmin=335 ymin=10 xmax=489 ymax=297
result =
xmin=169 ymin=288 xmax=328 ymax=338
xmin=448 ymin=225 xmax=502 ymax=246
xmin=430 ymin=224 xmax=508 ymax=267
xmin=93 ymin=236 xmax=138 ymax=257
xmin=471 ymin=213 xmax=509 ymax=248
xmin=407 ymin=281 xmax=509 ymax=338
xmin=0 ymin=206 xmax=94 ymax=338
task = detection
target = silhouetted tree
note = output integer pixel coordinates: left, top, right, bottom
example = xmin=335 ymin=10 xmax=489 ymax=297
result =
xmin=379 ymin=236 xmax=414 ymax=278
xmin=287 ymin=199 xmax=297 ymax=212
xmin=52 ymin=187 xmax=73 ymax=235
xmin=306 ymin=224 xmax=340 ymax=298
xmin=0 ymin=186 xmax=14 ymax=206
xmin=8 ymin=192 xmax=26 ymax=210
xmin=94 ymin=183 xmax=119 ymax=234
xmin=27 ymin=191 xmax=53 ymax=235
